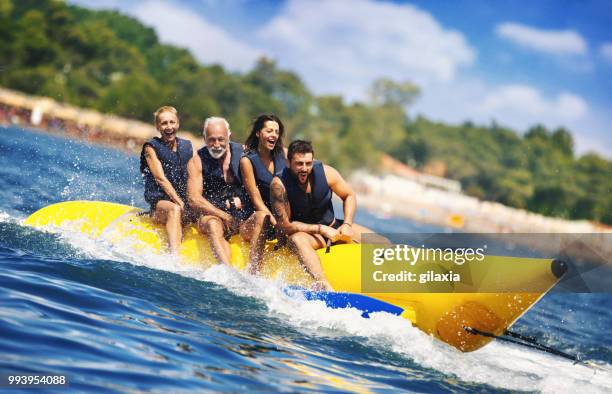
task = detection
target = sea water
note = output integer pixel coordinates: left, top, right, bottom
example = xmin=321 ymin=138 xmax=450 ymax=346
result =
xmin=0 ymin=126 xmax=610 ymax=393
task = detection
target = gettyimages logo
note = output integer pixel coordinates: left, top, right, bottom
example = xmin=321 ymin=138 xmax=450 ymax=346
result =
xmin=371 ymin=244 xmax=486 ymax=266
xmin=361 ymin=233 xmax=611 ymax=293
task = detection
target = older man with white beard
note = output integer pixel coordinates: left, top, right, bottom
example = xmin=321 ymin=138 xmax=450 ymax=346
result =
xmin=187 ymin=117 xmax=268 ymax=269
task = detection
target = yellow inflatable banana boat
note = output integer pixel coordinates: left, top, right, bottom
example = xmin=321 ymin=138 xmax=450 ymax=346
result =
xmin=25 ymin=201 xmax=566 ymax=352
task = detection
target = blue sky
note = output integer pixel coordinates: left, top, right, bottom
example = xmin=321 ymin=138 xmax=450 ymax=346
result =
xmin=70 ymin=0 xmax=612 ymax=156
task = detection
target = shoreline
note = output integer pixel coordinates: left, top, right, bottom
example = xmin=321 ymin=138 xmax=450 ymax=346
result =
xmin=352 ymin=172 xmax=610 ymax=265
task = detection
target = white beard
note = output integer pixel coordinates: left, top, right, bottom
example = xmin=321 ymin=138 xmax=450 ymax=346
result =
xmin=207 ymin=146 xmax=226 ymax=159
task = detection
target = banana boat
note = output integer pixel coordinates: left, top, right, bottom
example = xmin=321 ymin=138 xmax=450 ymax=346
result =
xmin=25 ymin=201 xmax=566 ymax=352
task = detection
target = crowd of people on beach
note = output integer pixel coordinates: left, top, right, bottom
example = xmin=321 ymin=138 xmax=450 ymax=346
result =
xmin=0 ymin=99 xmax=153 ymax=152
xmin=140 ymin=106 xmax=377 ymax=291
xmin=0 ymin=103 xmax=107 ymax=142
xmin=0 ymin=104 xmax=29 ymax=127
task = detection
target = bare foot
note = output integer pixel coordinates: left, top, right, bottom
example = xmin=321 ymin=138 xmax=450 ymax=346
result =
xmin=246 ymin=262 xmax=259 ymax=276
xmin=310 ymin=280 xmax=333 ymax=292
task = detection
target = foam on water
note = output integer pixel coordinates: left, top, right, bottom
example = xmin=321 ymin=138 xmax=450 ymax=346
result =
xmin=24 ymin=217 xmax=612 ymax=392
xmin=0 ymin=210 xmax=12 ymax=223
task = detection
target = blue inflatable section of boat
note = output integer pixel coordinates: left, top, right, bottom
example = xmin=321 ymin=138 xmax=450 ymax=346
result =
xmin=285 ymin=287 xmax=404 ymax=318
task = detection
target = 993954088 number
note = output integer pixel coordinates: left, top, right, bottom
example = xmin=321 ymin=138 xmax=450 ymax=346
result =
xmin=1 ymin=373 xmax=69 ymax=387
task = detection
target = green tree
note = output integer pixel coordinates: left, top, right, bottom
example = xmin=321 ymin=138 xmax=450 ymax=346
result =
xmin=368 ymin=78 xmax=420 ymax=107
xmin=244 ymin=58 xmax=312 ymax=119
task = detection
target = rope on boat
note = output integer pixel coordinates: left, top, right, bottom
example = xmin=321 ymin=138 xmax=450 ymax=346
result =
xmin=464 ymin=326 xmax=603 ymax=370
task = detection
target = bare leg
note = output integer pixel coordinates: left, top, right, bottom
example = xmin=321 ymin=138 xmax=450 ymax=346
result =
xmin=197 ymin=215 xmax=231 ymax=264
xmin=151 ymin=200 xmax=183 ymax=254
xmin=342 ymin=223 xmax=390 ymax=245
xmin=240 ymin=211 xmax=270 ymax=275
xmin=288 ymin=232 xmax=333 ymax=291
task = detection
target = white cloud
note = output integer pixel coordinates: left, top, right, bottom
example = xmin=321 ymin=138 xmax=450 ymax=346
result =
xmin=496 ymin=22 xmax=587 ymax=55
xmin=479 ymin=85 xmax=587 ymax=121
xmin=129 ymin=1 xmax=263 ymax=71
xmin=599 ymin=43 xmax=612 ymax=64
xmin=415 ymin=81 xmax=589 ymax=125
xmin=257 ymin=0 xmax=475 ymax=99
xmin=412 ymin=80 xmax=610 ymax=155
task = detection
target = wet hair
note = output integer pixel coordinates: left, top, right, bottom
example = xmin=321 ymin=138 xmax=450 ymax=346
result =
xmin=244 ymin=113 xmax=285 ymax=155
xmin=287 ymin=140 xmax=314 ymax=161
xmin=202 ymin=116 xmax=231 ymax=138
xmin=154 ymin=106 xmax=178 ymax=124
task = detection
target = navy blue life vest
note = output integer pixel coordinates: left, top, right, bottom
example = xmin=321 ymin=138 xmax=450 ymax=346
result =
xmin=198 ymin=142 xmax=253 ymax=216
xmin=279 ymin=161 xmax=335 ymax=225
xmin=245 ymin=149 xmax=287 ymax=209
xmin=140 ymin=137 xmax=192 ymax=207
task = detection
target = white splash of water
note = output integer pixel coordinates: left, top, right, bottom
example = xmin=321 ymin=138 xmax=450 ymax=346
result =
xmin=0 ymin=210 xmax=12 ymax=223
